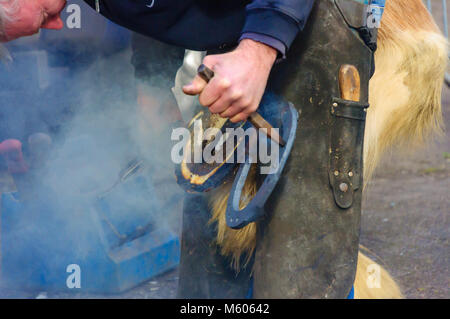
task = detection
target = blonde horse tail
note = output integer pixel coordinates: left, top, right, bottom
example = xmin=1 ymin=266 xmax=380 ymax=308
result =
xmin=354 ymin=251 xmax=403 ymax=299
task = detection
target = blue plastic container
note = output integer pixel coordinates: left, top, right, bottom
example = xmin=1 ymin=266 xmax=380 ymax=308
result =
xmin=0 ymin=174 xmax=180 ymax=293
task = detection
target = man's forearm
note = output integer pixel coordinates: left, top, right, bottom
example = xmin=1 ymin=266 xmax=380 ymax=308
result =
xmin=235 ymin=38 xmax=277 ymax=69
xmin=239 ymin=32 xmax=287 ymax=60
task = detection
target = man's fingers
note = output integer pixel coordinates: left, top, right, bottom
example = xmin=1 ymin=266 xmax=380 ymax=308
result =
xmin=219 ymin=102 xmax=244 ymax=118
xmin=182 ymin=75 xmax=208 ymax=96
xmin=220 ymin=96 xmax=255 ymax=119
xmin=198 ymin=76 xmax=231 ymax=107
xmin=183 ymin=73 xmax=232 ymax=110
xmin=228 ymin=101 xmax=258 ymax=122
xmin=209 ymin=89 xmax=243 ymax=114
xmin=230 ymin=112 xmax=250 ymax=123
xmin=41 ymin=16 xmax=65 ymax=30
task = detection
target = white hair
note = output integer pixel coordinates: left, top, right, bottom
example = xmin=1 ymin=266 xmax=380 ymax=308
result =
xmin=0 ymin=0 xmax=18 ymax=62
xmin=0 ymin=0 xmax=19 ymax=40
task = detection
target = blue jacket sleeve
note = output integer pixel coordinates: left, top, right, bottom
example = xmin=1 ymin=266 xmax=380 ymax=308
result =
xmin=242 ymin=0 xmax=315 ymax=51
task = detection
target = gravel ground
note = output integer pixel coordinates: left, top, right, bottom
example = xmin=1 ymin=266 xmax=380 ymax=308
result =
xmin=360 ymin=86 xmax=450 ymax=299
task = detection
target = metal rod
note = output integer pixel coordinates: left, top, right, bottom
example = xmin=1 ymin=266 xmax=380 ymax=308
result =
xmin=426 ymin=0 xmax=450 ymax=87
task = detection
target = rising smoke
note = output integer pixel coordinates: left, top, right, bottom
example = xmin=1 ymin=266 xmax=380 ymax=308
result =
xmin=0 ymin=3 xmax=185 ymax=295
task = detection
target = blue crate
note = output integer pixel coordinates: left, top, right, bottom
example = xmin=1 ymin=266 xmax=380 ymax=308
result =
xmin=0 ymin=184 xmax=180 ymax=293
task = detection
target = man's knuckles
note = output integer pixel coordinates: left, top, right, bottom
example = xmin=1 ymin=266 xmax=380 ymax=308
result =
xmin=244 ymin=103 xmax=258 ymax=114
xmin=202 ymin=55 xmax=216 ymax=68
xmin=198 ymin=78 xmax=234 ymax=106
xmin=209 ymin=99 xmax=228 ymax=114
xmin=217 ymin=77 xmax=231 ymax=90
xmin=230 ymin=89 xmax=243 ymax=101
xmin=219 ymin=104 xmax=242 ymax=118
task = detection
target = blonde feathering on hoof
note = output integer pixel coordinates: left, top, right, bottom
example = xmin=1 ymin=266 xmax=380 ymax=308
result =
xmin=208 ymin=164 xmax=258 ymax=270
xmin=208 ymin=0 xmax=447 ymax=298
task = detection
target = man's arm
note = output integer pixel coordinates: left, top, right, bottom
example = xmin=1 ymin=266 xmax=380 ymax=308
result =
xmin=183 ymin=0 xmax=315 ymax=122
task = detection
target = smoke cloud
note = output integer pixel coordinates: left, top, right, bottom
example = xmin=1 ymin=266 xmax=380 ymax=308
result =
xmin=0 ymin=6 xmax=184 ymax=297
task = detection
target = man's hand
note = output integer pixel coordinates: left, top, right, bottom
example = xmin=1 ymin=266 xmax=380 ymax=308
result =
xmin=1 ymin=0 xmax=66 ymax=42
xmin=182 ymin=39 xmax=277 ymax=123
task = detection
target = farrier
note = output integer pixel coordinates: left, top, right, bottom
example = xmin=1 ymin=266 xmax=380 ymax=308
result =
xmin=85 ymin=0 xmax=381 ymax=299
xmin=83 ymin=0 xmax=381 ymax=299
xmin=0 ymin=0 xmax=381 ymax=298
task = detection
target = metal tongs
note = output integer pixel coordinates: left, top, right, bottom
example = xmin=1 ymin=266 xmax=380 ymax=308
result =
xmin=97 ymin=157 xmax=144 ymax=199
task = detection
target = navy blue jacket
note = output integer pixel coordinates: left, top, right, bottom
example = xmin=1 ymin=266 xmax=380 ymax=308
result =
xmin=84 ymin=0 xmax=314 ymax=52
